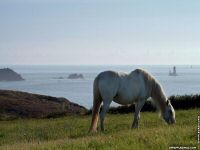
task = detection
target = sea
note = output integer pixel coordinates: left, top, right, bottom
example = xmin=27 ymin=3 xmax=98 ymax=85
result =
xmin=0 ymin=65 xmax=200 ymax=109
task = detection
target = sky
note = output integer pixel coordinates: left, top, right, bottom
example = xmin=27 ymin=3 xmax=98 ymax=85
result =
xmin=0 ymin=0 xmax=200 ymax=65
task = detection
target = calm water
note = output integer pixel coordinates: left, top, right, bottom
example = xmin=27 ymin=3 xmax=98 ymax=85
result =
xmin=0 ymin=65 xmax=200 ymax=108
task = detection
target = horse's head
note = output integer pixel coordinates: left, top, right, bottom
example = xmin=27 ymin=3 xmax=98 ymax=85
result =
xmin=162 ymin=100 xmax=176 ymax=124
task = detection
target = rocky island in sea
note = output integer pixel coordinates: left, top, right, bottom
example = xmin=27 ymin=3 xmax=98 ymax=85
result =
xmin=0 ymin=68 xmax=24 ymax=81
xmin=67 ymin=73 xmax=84 ymax=79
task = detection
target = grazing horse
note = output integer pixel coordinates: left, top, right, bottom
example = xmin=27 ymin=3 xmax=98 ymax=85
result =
xmin=89 ymin=69 xmax=176 ymax=132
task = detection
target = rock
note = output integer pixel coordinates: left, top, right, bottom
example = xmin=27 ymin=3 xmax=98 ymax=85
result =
xmin=0 ymin=68 xmax=24 ymax=81
xmin=68 ymin=73 xmax=84 ymax=79
xmin=53 ymin=76 xmax=65 ymax=79
xmin=0 ymin=90 xmax=88 ymax=120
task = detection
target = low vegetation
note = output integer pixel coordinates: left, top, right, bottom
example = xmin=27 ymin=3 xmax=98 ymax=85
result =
xmin=0 ymin=109 xmax=199 ymax=150
xmin=87 ymin=94 xmax=200 ymax=114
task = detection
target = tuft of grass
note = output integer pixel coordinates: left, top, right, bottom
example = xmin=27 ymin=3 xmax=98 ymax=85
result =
xmin=0 ymin=109 xmax=199 ymax=150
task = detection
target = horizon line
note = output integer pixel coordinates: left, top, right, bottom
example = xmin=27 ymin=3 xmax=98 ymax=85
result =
xmin=0 ymin=64 xmax=199 ymax=66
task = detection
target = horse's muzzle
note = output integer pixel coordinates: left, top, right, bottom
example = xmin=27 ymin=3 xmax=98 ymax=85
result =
xmin=168 ymin=119 xmax=176 ymax=124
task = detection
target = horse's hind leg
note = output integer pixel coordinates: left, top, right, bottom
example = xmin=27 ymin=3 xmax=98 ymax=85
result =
xmin=132 ymin=100 xmax=145 ymax=129
xmin=89 ymin=98 xmax=102 ymax=133
xmin=100 ymin=100 xmax=112 ymax=131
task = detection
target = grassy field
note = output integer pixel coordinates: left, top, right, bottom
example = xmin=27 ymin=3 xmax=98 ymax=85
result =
xmin=0 ymin=109 xmax=199 ymax=150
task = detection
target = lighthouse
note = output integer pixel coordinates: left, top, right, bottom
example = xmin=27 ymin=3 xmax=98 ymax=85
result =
xmin=169 ymin=66 xmax=177 ymax=76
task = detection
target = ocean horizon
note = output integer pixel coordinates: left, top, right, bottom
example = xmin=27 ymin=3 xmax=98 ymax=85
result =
xmin=0 ymin=65 xmax=200 ymax=109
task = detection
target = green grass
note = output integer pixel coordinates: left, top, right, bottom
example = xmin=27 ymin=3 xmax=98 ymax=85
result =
xmin=0 ymin=109 xmax=199 ymax=150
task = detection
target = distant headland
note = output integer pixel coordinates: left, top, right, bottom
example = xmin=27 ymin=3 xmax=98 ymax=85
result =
xmin=0 ymin=68 xmax=24 ymax=81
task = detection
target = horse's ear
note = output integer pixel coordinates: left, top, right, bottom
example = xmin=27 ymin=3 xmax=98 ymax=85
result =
xmin=166 ymin=100 xmax=170 ymax=106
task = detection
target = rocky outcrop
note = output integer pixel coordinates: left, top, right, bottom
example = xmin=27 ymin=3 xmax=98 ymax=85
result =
xmin=0 ymin=90 xmax=88 ymax=120
xmin=68 ymin=73 xmax=84 ymax=79
xmin=0 ymin=68 xmax=24 ymax=81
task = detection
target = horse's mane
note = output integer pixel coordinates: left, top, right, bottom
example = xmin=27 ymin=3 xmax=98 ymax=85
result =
xmin=134 ymin=69 xmax=167 ymax=112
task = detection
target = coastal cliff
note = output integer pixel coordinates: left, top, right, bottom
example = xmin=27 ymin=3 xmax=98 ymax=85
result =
xmin=0 ymin=90 xmax=87 ymax=120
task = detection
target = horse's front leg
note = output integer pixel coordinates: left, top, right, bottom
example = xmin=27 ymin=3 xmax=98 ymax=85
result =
xmin=132 ymin=100 xmax=145 ymax=129
xmin=100 ymin=100 xmax=112 ymax=131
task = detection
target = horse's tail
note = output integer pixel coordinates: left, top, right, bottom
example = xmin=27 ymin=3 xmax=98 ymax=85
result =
xmin=89 ymin=76 xmax=102 ymax=132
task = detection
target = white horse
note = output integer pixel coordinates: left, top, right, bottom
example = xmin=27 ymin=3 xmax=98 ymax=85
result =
xmin=89 ymin=68 xmax=176 ymax=132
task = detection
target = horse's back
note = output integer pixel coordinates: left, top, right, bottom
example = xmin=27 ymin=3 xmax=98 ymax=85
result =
xmin=115 ymin=70 xmax=147 ymax=103
xmin=130 ymin=68 xmax=148 ymax=77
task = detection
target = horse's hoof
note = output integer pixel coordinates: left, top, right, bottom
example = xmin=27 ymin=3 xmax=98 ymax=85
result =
xmin=88 ymin=129 xmax=97 ymax=133
xmin=132 ymin=126 xmax=138 ymax=129
xmin=100 ymin=127 xmax=106 ymax=132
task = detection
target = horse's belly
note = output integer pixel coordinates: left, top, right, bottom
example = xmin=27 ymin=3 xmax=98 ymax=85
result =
xmin=113 ymin=95 xmax=136 ymax=105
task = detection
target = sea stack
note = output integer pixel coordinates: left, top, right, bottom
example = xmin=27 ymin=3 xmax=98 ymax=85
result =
xmin=0 ymin=68 xmax=24 ymax=81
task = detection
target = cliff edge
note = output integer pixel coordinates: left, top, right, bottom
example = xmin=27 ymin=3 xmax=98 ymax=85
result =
xmin=0 ymin=90 xmax=88 ymax=120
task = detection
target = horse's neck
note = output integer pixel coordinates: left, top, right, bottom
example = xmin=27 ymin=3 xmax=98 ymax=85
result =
xmin=151 ymin=81 xmax=167 ymax=113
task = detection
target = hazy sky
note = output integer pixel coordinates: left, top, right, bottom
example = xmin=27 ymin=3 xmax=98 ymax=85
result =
xmin=0 ymin=0 xmax=200 ymax=65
